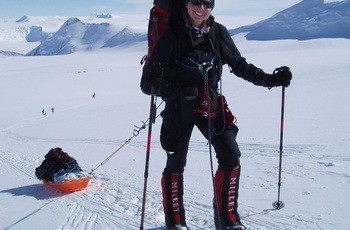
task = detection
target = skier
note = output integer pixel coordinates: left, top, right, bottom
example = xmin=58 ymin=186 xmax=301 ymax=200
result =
xmin=141 ymin=0 xmax=292 ymax=229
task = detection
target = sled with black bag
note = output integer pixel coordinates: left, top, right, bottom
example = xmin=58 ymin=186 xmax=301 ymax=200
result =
xmin=36 ymin=147 xmax=91 ymax=193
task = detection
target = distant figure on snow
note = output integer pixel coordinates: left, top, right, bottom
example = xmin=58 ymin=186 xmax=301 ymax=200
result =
xmin=52 ymin=107 xmax=54 ymax=113
xmin=42 ymin=109 xmax=46 ymax=115
xmin=92 ymin=93 xmax=95 ymax=98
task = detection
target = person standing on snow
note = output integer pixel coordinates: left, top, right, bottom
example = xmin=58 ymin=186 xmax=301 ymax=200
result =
xmin=141 ymin=0 xmax=292 ymax=229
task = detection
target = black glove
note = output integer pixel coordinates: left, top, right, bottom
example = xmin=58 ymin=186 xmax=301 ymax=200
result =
xmin=267 ymin=66 xmax=292 ymax=88
xmin=146 ymin=63 xmax=163 ymax=88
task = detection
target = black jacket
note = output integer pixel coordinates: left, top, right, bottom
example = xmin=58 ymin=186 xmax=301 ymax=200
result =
xmin=142 ymin=15 xmax=273 ymax=100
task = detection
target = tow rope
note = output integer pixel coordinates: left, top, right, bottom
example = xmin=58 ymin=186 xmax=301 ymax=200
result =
xmin=89 ymin=99 xmax=163 ymax=175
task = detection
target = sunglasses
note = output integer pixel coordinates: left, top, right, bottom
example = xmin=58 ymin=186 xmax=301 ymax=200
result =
xmin=190 ymin=0 xmax=214 ymax=9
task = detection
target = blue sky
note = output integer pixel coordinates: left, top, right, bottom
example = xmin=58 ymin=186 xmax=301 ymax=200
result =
xmin=0 ymin=0 xmax=303 ymax=18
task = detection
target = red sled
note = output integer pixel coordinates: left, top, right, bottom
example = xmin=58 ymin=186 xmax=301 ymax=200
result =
xmin=43 ymin=177 xmax=92 ymax=193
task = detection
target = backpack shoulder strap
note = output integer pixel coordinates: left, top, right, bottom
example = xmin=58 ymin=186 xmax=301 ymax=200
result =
xmin=210 ymin=21 xmax=221 ymax=61
xmin=209 ymin=21 xmax=223 ymax=82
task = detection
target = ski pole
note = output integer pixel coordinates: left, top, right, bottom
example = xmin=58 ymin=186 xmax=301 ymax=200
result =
xmin=198 ymin=63 xmax=223 ymax=230
xmin=272 ymin=86 xmax=286 ymax=210
xmin=140 ymin=87 xmax=157 ymax=230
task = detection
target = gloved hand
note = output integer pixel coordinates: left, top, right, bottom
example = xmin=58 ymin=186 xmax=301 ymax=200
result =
xmin=267 ymin=66 xmax=292 ymax=88
xmin=146 ymin=63 xmax=163 ymax=88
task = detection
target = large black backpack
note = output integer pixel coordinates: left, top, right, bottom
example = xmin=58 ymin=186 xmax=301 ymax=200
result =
xmin=140 ymin=0 xmax=186 ymax=95
xmin=142 ymin=0 xmax=186 ymax=68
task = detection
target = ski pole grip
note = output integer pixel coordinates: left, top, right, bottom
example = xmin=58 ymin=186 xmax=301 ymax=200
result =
xmin=150 ymin=87 xmax=157 ymax=124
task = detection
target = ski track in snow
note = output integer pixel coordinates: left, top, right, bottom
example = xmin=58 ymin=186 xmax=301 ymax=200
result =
xmin=0 ymin=132 xmax=337 ymax=230
xmin=0 ymin=95 xmax=344 ymax=229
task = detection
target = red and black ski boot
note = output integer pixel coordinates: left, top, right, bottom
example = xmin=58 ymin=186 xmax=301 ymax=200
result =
xmin=161 ymin=172 xmax=189 ymax=230
xmin=213 ymin=165 xmax=246 ymax=230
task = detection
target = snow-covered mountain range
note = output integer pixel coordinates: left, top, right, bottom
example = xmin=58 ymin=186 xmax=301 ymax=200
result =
xmin=1 ymin=0 xmax=349 ymax=56
xmin=229 ymin=0 xmax=350 ymax=40
xmin=26 ymin=17 xmax=146 ymax=56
